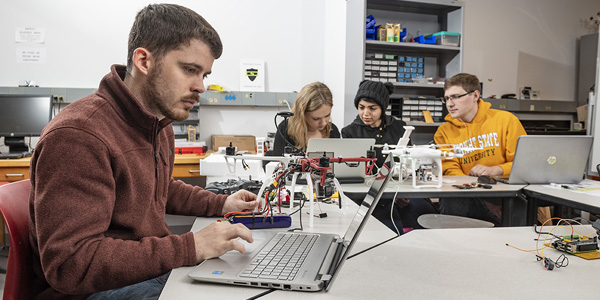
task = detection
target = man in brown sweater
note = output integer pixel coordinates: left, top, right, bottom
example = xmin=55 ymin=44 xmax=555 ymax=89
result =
xmin=29 ymin=4 xmax=257 ymax=299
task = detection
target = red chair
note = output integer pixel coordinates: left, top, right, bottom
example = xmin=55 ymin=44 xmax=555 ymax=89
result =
xmin=0 ymin=179 xmax=33 ymax=300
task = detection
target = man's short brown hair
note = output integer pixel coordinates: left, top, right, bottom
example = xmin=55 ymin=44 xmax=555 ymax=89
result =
xmin=127 ymin=4 xmax=223 ymax=71
xmin=444 ymin=73 xmax=481 ymax=94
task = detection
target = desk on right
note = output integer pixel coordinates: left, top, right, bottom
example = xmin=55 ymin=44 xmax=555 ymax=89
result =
xmin=260 ymin=226 xmax=600 ymax=300
xmin=342 ymin=176 xmax=527 ymax=226
xmin=524 ymin=179 xmax=600 ymax=222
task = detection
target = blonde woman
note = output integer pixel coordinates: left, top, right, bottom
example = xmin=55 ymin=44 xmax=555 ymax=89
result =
xmin=272 ymin=82 xmax=340 ymax=156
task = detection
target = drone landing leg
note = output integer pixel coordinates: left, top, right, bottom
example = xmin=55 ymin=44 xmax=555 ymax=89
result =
xmin=435 ymin=157 xmax=443 ymax=188
xmin=306 ymin=172 xmax=315 ymax=228
xmin=223 ymin=156 xmax=237 ymax=174
xmin=332 ymin=177 xmax=346 ymax=214
xmin=256 ymin=176 xmax=271 ymax=210
xmin=289 ymin=172 xmax=300 ymax=212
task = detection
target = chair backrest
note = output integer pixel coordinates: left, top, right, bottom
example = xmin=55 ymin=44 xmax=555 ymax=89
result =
xmin=0 ymin=179 xmax=33 ymax=300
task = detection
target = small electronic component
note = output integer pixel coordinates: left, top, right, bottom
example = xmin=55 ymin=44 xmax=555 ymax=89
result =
xmin=477 ymin=175 xmax=497 ymax=184
xmin=452 ymin=182 xmax=493 ymax=189
xmin=551 ymin=235 xmax=599 ymax=254
xmin=543 ymin=257 xmax=555 ymax=270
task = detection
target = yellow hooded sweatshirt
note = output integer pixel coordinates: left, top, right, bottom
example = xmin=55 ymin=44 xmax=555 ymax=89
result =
xmin=434 ymin=100 xmax=527 ymax=176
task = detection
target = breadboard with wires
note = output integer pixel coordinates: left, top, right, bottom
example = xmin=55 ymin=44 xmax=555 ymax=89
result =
xmin=546 ymin=235 xmax=600 ymax=260
xmin=506 ymin=217 xmax=600 ymax=271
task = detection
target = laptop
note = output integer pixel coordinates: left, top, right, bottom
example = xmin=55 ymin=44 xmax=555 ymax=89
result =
xmin=188 ymin=155 xmax=393 ymax=291
xmin=496 ymin=135 xmax=592 ymax=184
xmin=305 ymin=138 xmax=376 ymax=183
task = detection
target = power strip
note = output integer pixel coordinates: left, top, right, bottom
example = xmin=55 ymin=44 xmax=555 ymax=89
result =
xmin=230 ymin=214 xmax=292 ymax=229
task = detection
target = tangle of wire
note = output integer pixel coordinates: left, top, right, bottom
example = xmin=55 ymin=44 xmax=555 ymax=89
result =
xmin=221 ymin=160 xmax=316 ymax=231
xmin=504 ymin=217 xmax=600 ymax=269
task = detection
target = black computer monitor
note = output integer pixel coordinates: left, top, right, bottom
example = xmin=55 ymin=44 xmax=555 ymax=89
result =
xmin=0 ymin=94 xmax=53 ymax=153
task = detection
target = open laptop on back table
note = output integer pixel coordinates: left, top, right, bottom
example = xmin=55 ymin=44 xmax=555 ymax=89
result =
xmin=188 ymin=155 xmax=393 ymax=291
xmin=495 ymin=135 xmax=592 ymax=184
xmin=305 ymin=138 xmax=375 ymax=184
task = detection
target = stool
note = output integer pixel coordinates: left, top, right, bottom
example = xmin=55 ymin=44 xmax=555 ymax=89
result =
xmin=417 ymin=214 xmax=494 ymax=229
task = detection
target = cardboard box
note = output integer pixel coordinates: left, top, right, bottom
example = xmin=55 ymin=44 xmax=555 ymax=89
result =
xmin=577 ymin=104 xmax=588 ymax=129
xmin=212 ymin=135 xmax=256 ymax=153
xmin=577 ymin=104 xmax=588 ymax=123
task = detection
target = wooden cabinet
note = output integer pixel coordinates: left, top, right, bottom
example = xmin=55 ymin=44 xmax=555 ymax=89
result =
xmin=0 ymin=155 xmax=206 ymax=183
xmin=172 ymin=154 xmax=205 ymax=178
xmin=0 ymin=157 xmax=30 ymax=182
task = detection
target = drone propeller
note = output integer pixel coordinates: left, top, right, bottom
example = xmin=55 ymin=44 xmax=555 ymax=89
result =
xmin=426 ymin=144 xmax=482 ymax=151
xmin=372 ymin=143 xmax=436 ymax=149
xmin=451 ymin=146 xmax=483 ymax=154
xmin=372 ymin=143 xmax=399 ymax=149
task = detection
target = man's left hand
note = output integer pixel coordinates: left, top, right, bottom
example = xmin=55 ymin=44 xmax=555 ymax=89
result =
xmin=469 ymin=165 xmax=503 ymax=176
xmin=221 ymin=189 xmax=258 ymax=215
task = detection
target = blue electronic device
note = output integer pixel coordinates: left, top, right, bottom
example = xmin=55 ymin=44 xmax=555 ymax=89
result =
xmin=229 ymin=214 xmax=292 ymax=229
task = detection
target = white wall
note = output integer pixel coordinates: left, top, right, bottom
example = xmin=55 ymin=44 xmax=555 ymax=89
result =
xmin=2 ymin=0 xmax=600 ymax=152
xmin=460 ymin=0 xmax=600 ymax=100
xmin=344 ymin=0 xmax=367 ymax=127
xmin=0 ymin=0 xmax=348 ymax=149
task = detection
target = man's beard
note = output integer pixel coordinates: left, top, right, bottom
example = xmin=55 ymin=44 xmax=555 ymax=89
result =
xmin=142 ymin=64 xmax=196 ymax=122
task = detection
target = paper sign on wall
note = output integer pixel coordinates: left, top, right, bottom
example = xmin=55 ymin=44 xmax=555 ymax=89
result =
xmin=15 ymin=27 xmax=45 ymax=44
xmin=16 ymin=48 xmax=46 ymax=64
xmin=240 ymin=60 xmax=265 ymax=92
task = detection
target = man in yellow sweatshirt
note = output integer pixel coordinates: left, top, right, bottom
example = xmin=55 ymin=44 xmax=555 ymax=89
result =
xmin=434 ymin=73 xmax=526 ymax=225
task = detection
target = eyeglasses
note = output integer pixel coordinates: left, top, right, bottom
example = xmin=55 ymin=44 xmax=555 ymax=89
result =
xmin=441 ymin=91 xmax=474 ymax=104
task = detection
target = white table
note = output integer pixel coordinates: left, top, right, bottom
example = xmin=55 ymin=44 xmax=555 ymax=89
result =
xmin=159 ymin=199 xmax=397 ymax=299
xmin=524 ymin=180 xmax=600 ymax=221
xmin=342 ymin=175 xmax=525 ymax=197
xmin=261 ymin=226 xmax=600 ymax=300
xmin=342 ymin=175 xmax=527 ymax=226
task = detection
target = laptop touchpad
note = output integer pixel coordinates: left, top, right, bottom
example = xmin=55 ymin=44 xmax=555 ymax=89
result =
xmin=225 ymin=231 xmax=272 ymax=255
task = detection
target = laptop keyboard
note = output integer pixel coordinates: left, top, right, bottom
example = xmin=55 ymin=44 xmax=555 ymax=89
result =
xmin=239 ymin=232 xmax=318 ymax=281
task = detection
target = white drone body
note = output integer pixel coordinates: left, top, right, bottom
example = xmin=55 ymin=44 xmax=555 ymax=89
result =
xmin=382 ymin=126 xmax=472 ymax=188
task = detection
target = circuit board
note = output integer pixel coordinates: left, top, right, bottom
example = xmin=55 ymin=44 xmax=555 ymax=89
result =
xmin=547 ymin=235 xmax=600 ymax=260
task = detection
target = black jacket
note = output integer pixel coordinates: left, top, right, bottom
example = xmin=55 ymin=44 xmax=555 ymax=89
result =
xmin=341 ymin=115 xmax=407 ymax=166
xmin=272 ymin=118 xmax=341 ymax=156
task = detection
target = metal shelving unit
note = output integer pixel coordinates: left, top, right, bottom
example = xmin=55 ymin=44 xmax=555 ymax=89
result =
xmin=364 ymin=0 xmax=463 ymax=124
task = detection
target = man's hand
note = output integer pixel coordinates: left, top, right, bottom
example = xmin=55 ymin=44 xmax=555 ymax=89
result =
xmin=468 ymin=165 xmax=503 ymax=176
xmin=221 ymin=189 xmax=257 ymax=215
xmin=193 ymin=222 xmax=253 ymax=263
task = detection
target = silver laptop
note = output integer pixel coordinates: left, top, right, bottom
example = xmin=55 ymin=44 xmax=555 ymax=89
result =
xmin=498 ymin=135 xmax=592 ymax=184
xmin=188 ymin=155 xmax=393 ymax=291
xmin=305 ymin=138 xmax=375 ymax=182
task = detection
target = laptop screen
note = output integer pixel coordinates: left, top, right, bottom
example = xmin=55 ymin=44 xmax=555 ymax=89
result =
xmin=508 ymin=135 xmax=592 ymax=184
xmin=325 ymin=155 xmax=393 ymax=290
xmin=306 ymin=138 xmax=375 ymax=179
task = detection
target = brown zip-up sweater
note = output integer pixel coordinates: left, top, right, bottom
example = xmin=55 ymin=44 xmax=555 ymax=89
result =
xmin=29 ymin=65 xmax=227 ymax=299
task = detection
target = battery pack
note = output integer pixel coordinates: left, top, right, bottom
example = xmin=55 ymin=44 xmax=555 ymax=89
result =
xmin=230 ymin=214 xmax=292 ymax=229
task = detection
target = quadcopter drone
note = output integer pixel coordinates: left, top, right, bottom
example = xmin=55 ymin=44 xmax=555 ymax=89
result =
xmin=222 ymin=148 xmax=377 ymax=227
xmin=379 ymin=126 xmax=480 ymax=188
